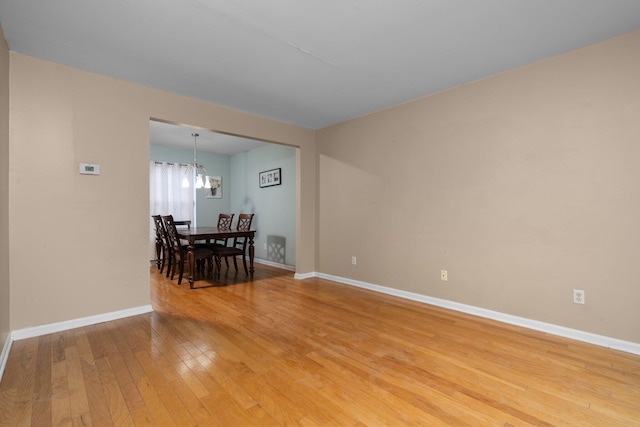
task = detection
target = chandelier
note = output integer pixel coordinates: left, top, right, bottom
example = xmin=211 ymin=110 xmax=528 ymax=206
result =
xmin=182 ymin=132 xmax=211 ymax=189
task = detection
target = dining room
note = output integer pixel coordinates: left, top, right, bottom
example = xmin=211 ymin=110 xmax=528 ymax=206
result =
xmin=149 ymin=120 xmax=297 ymax=287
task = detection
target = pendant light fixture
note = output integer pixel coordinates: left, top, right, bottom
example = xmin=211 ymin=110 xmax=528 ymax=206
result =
xmin=182 ymin=132 xmax=211 ymax=189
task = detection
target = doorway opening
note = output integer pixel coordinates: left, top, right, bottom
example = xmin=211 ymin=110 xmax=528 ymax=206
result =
xmin=149 ymin=119 xmax=297 ymax=271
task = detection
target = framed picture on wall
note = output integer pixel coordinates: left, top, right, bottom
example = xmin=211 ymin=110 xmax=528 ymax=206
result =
xmin=259 ymin=168 xmax=281 ymax=188
xmin=206 ymin=176 xmax=222 ymax=198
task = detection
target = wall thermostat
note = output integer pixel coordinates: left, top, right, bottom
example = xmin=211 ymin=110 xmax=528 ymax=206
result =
xmin=79 ymin=163 xmax=100 ymax=175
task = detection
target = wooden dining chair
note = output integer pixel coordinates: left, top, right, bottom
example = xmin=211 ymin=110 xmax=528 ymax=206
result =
xmin=152 ymin=215 xmax=173 ymax=277
xmin=174 ymin=219 xmax=191 ymax=229
xmin=195 ymin=213 xmax=235 ymax=268
xmin=162 ymin=215 xmax=214 ymax=285
xmin=212 ymin=213 xmax=255 ymax=275
xmin=195 ymin=213 xmax=234 ymax=247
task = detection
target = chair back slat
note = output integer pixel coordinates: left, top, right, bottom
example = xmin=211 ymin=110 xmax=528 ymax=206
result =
xmin=236 ymin=213 xmax=254 ymax=232
xmin=152 ymin=215 xmax=164 ymax=240
xmin=218 ymin=214 xmax=234 ymax=230
xmin=233 ymin=213 xmax=255 ymax=250
xmin=162 ymin=215 xmax=183 ymax=254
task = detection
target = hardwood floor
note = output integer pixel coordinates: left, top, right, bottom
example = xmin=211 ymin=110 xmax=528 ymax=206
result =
xmin=1 ymin=264 xmax=640 ymax=426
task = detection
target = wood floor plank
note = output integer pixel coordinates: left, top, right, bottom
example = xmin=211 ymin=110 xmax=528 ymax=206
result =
xmin=134 ymin=349 xmax=197 ymax=426
xmin=51 ymin=331 xmax=69 ymax=365
xmin=128 ymin=407 xmax=156 ymax=427
xmin=10 ymin=338 xmax=39 ymax=426
xmin=191 ymin=353 xmax=258 ymax=410
xmin=75 ymin=329 xmax=115 ymax=427
xmin=306 ymin=350 xmax=445 ymax=426
xmin=0 ymin=388 xmax=17 ymax=427
xmin=104 ymin=320 xmax=148 ymax=406
xmin=134 ymin=376 xmax=177 ymax=427
xmin=2 ymin=264 xmax=640 ymax=426
xmin=148 ymin=338 xmax=210 ymax=400
xmin=30 ymin=335 xmax=53 ymax=426
xmin=98 ymin=321 xmax=147 ymax=414
xmin=51 ymin=360 xmax=72 ymax=427
xmin=94 ymin=358 xmax=134 ymax=427
xmin=164 ymin=373 xmax=216 ymax=427
xmin=229 ymin=372 xmax=310 ymax=426
xmin=0 ymin=340 xmax=25 ymax=393
xmin=64 ymin=345 xmax=93 ymax=426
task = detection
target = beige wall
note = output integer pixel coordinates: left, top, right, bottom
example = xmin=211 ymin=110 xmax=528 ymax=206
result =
xmin=0 ymin=28 xmax=9 ymax=344
xmin=8 ymin=53 xmax=315 ymax=330
xmin=316 ymin=30 xmax=640 ymax=343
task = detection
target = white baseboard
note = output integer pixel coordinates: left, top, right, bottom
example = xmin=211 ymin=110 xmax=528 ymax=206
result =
xmin=310 ymin=272 xmax=640 ymax=356
xmin=11 ymin=305 xmax=154 ymax=341
xmin=0 ymin=333 xmax=12 ymax=384
xmin=253 ymin=257 xmax=295 ymax=271
xmin=294 ymin=271 xmax=317 ymax=280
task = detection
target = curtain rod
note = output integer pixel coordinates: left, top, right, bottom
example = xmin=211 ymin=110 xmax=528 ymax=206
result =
xmin=153 ymin=161 xmax=192 ymax=167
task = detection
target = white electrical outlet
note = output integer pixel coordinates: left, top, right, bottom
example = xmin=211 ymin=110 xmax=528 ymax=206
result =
xmin=573 ymin=289 xmax=585 ymax=305
xmin=441 ymin=270 xmax=448 ymax=281
xmin=352 ymin=256 xmax=357 ymax=265
xmin=263 ymin=243 xmax=267 ymax=250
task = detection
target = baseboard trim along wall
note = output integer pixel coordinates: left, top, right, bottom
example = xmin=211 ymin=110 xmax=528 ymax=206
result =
xmin=312 ymin=272 xmax=640 ymax=356
xmin=11 ymin=305 xmax=154 ymax=341
xmin=0 ymin=333 xmax=12 ymax=384
xmin=254 ymin=257 xmax=295 ymax=271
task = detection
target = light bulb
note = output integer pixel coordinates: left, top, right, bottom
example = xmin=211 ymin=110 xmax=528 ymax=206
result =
xmin=204 ymin=176 xmax=211 ymax=189
xmin=196 ymin=174 xmax=204 ymax=189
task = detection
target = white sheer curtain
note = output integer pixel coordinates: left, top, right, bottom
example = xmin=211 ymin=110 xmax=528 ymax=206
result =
xmin=149 ymin=161 xmax=194 ymax=260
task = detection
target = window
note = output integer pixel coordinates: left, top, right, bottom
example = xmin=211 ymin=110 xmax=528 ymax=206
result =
xmin=149 ymin=161 xmax=194 ymax=260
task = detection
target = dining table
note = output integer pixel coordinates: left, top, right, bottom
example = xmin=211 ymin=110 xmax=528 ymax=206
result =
xmin=177 ymin=227 xmax=256 ymax=288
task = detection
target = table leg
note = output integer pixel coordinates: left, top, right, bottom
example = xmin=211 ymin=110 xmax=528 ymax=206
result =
xmin=187 ymin=243 xmax=195 ymax=288
xmin=248 ymin=235 xmax=255 ymax=274
xmin=214 ymin=255 xmax=222 ymax=278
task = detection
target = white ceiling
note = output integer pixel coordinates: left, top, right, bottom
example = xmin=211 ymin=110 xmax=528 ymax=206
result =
xmin=149 ymin=120 xmax=267 ymax=154
xmin=2 ymin=0 xmax=640 ymax=136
